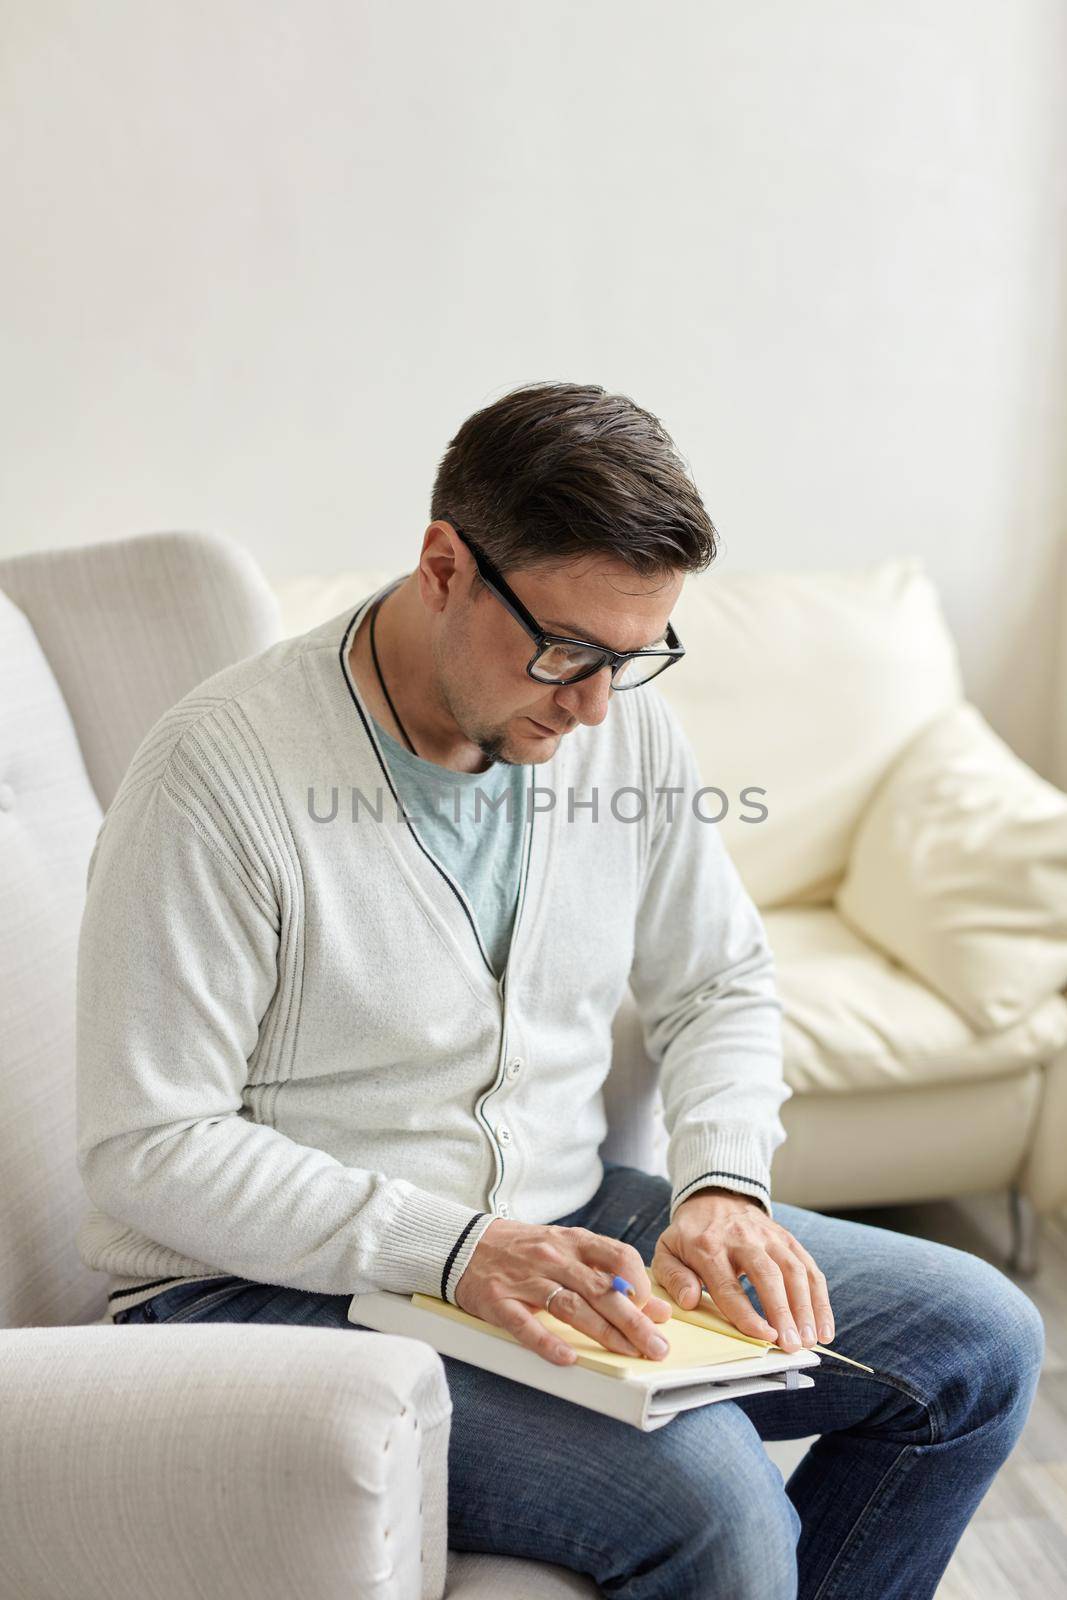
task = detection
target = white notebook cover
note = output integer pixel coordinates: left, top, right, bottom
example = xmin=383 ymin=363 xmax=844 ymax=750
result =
xmin=348 ymin=1290 xmax=818 ymax=1431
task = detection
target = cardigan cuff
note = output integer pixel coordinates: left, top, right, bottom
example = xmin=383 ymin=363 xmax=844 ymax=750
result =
xmin=374 ymin=1182 xmax=500 ymax=1302
xmin=668 ymin=1129 xmax=774 ymax=1220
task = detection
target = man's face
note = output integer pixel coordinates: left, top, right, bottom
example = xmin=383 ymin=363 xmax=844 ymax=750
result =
xmin=431 ymin=543 xmax=685 ymax=768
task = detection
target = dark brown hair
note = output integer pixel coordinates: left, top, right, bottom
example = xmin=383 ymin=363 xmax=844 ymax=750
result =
xmin=430 ymin=381 xmax=718 ymax=584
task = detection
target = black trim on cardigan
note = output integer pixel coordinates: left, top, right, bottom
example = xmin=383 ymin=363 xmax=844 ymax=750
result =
xmin=107 ymin=1275 xmax=192 ymax=1303
xmin=674 ymin=1170 xmax=771 ymax=1206
xmin=442 ymin=1212 xmax=490 ymax=1303
xmin=337 ymin=600 xmax=500 ymax=981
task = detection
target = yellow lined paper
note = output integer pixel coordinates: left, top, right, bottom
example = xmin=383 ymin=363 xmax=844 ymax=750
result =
xmin=648 ymin=1275 xmax=875 ymax=1374
xmin=412 ymin=1274 xmax=872 ymax=1377
xmin=411 ymin=1288 xmax=769 ymax=1378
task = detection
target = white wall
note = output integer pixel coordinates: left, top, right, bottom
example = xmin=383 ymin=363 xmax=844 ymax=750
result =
xmin=3 ymin=1 xmax=1066 ymax=775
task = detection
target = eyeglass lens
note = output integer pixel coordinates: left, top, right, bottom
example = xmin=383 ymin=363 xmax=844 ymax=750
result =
xmin=530 ymin=642 xmax=670 ymax=687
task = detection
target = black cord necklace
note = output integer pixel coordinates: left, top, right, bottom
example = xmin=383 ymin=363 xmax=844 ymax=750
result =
xmin=369 ymin=594 xmax=419 ymax=758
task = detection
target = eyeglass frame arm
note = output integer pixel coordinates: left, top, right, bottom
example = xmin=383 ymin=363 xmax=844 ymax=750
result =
xmin=440 ymin=514 xmax=686 ymax=688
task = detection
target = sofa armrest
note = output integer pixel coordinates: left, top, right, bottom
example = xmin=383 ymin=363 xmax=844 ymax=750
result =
xmin=836 ymin=702 xmax=1067 ymax=1032
xmin=1021 ymin=1043 xmax=1067 ymax=1214
xmin=0 ymin=1323 xmax=451 ymax=1600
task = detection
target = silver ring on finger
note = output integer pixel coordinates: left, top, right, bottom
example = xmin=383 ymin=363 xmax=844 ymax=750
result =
xmin=544 ymin=1284 xmax=565 ymax=1314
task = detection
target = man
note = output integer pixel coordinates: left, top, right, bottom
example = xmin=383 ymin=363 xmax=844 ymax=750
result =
xmin=77 ymin=382 xmax=1042 ymax=1600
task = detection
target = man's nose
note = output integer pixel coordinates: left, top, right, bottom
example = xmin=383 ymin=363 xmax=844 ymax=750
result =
xmin=555 ymin=665 xmax=614 ymax=727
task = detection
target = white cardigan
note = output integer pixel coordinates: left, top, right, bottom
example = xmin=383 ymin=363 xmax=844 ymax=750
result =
xmin=74 ymin=581 xmax=788 ymax=1319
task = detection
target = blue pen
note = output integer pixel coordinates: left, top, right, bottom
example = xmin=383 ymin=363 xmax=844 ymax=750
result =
xmin=611 ymin=1274 xmax=634 ymax=1298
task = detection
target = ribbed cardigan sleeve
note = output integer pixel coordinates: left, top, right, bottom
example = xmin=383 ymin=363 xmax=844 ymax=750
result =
xmin=627 ymin=689 xmax=791 ymax=1217
xmin=74 ymin=719 xmax=493 ymax=1303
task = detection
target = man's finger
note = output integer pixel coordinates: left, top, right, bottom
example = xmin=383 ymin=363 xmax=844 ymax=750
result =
xmin=496 ymin=1297 xmax=578 ymax=1367
xmin=704 ymin=1253 xmax=779 ymax=1342
xmin=574 ymin=1229 xmax=654 ymax=1304
xmin=791 ymin=1240 xmax=836 ymax=1342
xmin=766 ymin=1243 xmax=818 ymax=1347
xmin=651 ymin=1243 xmax=703 ymax=1310
xmin=735 ymin=1249 xmax=800 ymax=1350
xmin=527 ymin=1281 xmax=647 ymax=1360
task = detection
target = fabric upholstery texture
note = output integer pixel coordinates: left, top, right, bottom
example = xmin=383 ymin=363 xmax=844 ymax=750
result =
xmin=0 ymin=589 xmax=104 ymax=1331
xmin=0 ymin=529 xmax=282 ymax=811
xmin=0 ymin=1324 xmax=451 ymax=1600
xmin=445 ymin=1555 xmax=598 ymax=1597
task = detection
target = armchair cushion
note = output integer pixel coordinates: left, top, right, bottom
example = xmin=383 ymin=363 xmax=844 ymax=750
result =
xmin=836 ymin=703 xmax=1067 ymax=1032
xmin=0 ymin=1323 xmax=451 ymax=1600
xmin=446 ymin=1553 xmax=598 ymax=1596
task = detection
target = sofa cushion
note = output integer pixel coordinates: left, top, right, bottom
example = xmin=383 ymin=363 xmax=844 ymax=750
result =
xmin=766 ymin=905 xmax=1067 ymax=1095
xmin=273 ymin=557 xmax=964 ymax=909
xmin=657 ymin=557 xmax=963 ymax=908
xmin=835 ymin=702 xmax=1067 ymax=1032
xmin=0 ymin=589 xmax=104 ymax=1327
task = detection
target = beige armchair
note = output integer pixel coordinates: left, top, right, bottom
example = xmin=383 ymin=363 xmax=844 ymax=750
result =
xmin=0 ymin=530 xmax=626 ymax=1597
xmin=0 ymin=533 xmax=456 ymax=1600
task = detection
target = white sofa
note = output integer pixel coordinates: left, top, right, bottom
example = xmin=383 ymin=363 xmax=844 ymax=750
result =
xmin=2 ymin=530 xmax=1065 ymax=1600
xmin=275 ymin=558 xmax=1067 ymax=1262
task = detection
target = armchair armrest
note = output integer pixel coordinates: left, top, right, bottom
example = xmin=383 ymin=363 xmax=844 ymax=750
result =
xmin=836 ymin=703 xmax=1067 ymax=1032
xmin=0 ymin=1323 xmax=451 ymax=1600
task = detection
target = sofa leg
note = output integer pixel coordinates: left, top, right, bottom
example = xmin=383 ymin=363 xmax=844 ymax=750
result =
xmin=1007 ymin=1187 xmax=1042 ymax=1278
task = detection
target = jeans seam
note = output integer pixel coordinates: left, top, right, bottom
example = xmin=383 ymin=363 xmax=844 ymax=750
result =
xmin=808 ymin=1443 xmax=917 ymax=1600
xmin=814 ymin=1362 xmax=941 ymax=1447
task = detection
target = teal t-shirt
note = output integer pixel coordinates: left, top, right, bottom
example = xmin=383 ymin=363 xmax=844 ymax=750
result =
xmin=371 ymin=718 xmax=529 ymax=979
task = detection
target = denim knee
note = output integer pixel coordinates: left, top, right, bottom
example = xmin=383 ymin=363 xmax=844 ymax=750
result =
xmin=639 ymin=1403 xmax=799 ymax=1600
xmin=924 ymin=1249 xmax=1044 ymax=1442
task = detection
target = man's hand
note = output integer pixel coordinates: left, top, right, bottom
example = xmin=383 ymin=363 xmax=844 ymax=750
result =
xmin=652 ymin=1187 xmax=835 ymax=1351
xmin=455 ymin=1219 xmax=673 ymax=1368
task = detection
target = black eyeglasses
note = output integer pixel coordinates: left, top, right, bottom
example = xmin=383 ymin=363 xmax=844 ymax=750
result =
xmin=442 ymin=515 xmax=686 ymax=690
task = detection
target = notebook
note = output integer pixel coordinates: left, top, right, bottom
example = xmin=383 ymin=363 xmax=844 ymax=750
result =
xmin=348 ymin=1274 xmax=822 ymax=1431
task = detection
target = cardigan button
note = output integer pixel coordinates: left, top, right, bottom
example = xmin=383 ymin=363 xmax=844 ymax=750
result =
xmin=506 ymin=1058 xmax=523 ymax=1079
xmin=496 ymin=1202 xmax=511 ymax=1218
xmin=496 ymin=1124 xmax=512 ymax=1146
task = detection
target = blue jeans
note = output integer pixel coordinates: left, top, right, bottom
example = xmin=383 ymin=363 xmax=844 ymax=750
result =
xmin=113 ymin=1163 xmax=1043 ymax=1599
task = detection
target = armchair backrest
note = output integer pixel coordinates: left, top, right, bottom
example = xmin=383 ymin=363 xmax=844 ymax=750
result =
xmin=0 ymin=532 xmax=281 ymax=1328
